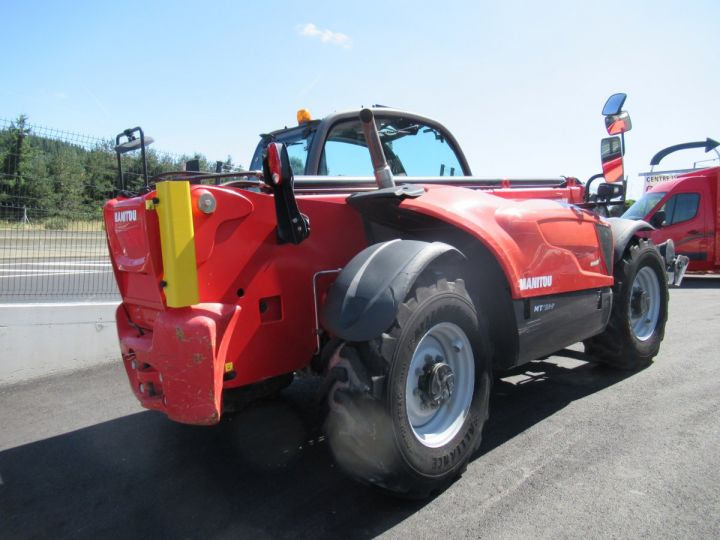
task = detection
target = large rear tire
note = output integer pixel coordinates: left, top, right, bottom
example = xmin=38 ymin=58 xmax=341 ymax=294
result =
xmin=584 ymin=239 xmax=668 ymax=370
xmin=324 ymin=275 xmax=492 ymax=498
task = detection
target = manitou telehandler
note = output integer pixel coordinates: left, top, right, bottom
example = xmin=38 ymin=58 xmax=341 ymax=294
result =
xmin=104 ymin=94 xmax=686 ymax=497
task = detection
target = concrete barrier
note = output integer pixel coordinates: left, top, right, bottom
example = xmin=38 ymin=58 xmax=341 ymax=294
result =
xmin=0 ymin=302 xmax=119 ymax=385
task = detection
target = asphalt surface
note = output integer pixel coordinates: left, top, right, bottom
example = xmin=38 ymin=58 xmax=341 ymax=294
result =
xmin=1 ymin=277 xmax=719 ymax=539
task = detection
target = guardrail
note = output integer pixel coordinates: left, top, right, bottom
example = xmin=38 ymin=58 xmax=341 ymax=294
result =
xmin=0 ymin=205 xmax=118 ymax=301
xmin=0 ymin=116 xmax=231 ymax=302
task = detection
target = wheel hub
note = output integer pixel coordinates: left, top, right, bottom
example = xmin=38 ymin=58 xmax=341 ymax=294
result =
xmin=631 ymin=288 xmax=650 ymax=318
xmin=418 ymin=355 xmax=455 ymax=408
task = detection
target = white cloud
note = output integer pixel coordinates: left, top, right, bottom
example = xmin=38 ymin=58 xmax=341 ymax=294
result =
xmin=298 ymin=23 xmax=352 ymax=49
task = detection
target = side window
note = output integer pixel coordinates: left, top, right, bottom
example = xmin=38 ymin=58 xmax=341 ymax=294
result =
xmin=660 ymin=193 xmax=699 ymax=225
xmin=285 ymin=135 xmax=313 ymax=175
xmin=321 ymin=136 xmax=373 ymax=176
xmin=250 ymin=129 xmax=313 ymax=174
xmin=390 ymin=127 xmax=463 ymax=176
xmin=670 ymin=193 xmax=699 ymax=224
xmin=658 ymin=196 xmax=676 ymax=223
xmin=320 ymin=117 xmax=464 ymax=176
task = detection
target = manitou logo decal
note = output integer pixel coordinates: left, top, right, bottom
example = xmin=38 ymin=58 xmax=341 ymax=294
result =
xmin=519 ymin=275 xmax=553 ymax=291
xmin=115 ymin=209 xmax=137 ymax=223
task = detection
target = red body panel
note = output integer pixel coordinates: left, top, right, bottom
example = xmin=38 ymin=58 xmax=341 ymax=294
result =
xmin=483 ymin=184 xmax=586 ymax=205
xmin=117 ymin=302 xmax=237 ymax=424
xmin=106 ymin=187 xmax=369 ymax=422
xmin=401 ymin=186 xmax=613 ymax=297
xmin=105 ymin=181 xmax=611 ymax=424
xmin=104 ymin=198 xmax=164 ymax=310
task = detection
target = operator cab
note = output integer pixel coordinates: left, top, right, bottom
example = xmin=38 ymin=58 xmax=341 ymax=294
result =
xmin=250 ymin=108 xmax=471 ymax=178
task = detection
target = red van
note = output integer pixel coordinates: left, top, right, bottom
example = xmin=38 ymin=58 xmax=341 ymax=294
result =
xmin=624 ymin=142 xmax=719 ymax=272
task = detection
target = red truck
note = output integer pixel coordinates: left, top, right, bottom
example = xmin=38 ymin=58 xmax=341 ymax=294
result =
xmin=104 ymin=96 xmax=685 ymax=497
xmin=623 ymin=139 xmax=720 ymax=272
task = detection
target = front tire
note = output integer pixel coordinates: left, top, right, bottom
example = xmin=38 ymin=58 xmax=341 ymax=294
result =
xmin=584 ymin=239 xmax=669 ymax=370
xmin=324 ymin=275 xmax=492 ymax=498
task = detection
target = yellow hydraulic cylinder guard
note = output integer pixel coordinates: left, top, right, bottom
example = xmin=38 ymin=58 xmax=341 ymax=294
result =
xmin=155 ymin=181 xmax=199 ymax=307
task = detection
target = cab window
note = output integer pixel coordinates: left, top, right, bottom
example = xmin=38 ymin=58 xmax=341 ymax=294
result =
xmin=622 ymin=192 xmax=666 ymax=220
xmin=250 ymin=127 xmax=314 ymax=174
xmin=320 ymin=117 xmax=464 ymax=176
xmin=660 ymin=193 xmax=700 ymax=225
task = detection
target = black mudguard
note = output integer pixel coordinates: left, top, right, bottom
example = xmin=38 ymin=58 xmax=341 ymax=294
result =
xmin=320 ymin=240 xmax=465 ymax=342
xmin=607 ymin=217 xmax=653 ymax=262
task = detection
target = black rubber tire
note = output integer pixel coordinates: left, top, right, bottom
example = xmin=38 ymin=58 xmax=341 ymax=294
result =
xmin=324 ymin=275 xmax=492 ymax=498
xmin=584 ymin=239 xmax=669 ymax=370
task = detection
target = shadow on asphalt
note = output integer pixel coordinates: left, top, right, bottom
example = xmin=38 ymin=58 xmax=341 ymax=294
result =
xmin=481 ymin=352 xmax=634 ymax=457
xmin=0 ymin=351 xmax=631 ymax=539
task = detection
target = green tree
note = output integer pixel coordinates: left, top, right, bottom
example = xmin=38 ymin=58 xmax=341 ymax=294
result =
xmin=289 ymin=156 xmax=304 ymax=175
xmin=47 ymin=145 xmax=87 ymax=216
xmin=0 ymin=115 xmax=235 ymax=219
xmin=22 ymin=138 xmax=50 ymax=213
xmin=84 ymin=142 xmax=118 ymax=211
xmin=0 ymin=115 xmax=31 ymax=209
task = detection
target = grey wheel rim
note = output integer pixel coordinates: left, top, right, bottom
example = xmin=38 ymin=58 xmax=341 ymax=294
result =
xmin=405 ymin=322 xmax=474 ymax=448
xmin=629 ymin=266 xmax=661 ymax=341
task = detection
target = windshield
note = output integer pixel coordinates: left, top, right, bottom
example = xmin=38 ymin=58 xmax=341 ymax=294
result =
xmin=320 ymin=117 xmax=465 ymax=176
xmin=249 ymin=126 xmax=315 ymax=174
xmin=622 ymin=192 xmax=667 ymax=220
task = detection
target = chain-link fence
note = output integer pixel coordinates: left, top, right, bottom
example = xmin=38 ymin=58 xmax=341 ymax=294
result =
xmin=0 ymin=116 xmax=232 ymax=302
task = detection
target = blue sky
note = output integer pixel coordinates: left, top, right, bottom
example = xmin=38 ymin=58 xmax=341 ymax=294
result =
xmin=2 ymin=0 xmax=718 ymax=198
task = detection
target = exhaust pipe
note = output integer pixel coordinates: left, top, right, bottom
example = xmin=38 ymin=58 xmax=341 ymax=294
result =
xmin=359 ymin=108 xmax=395 ymax=189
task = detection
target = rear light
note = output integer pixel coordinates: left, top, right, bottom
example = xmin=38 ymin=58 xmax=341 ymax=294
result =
xmin=266 ymin=142 xmax=283 ymax=185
